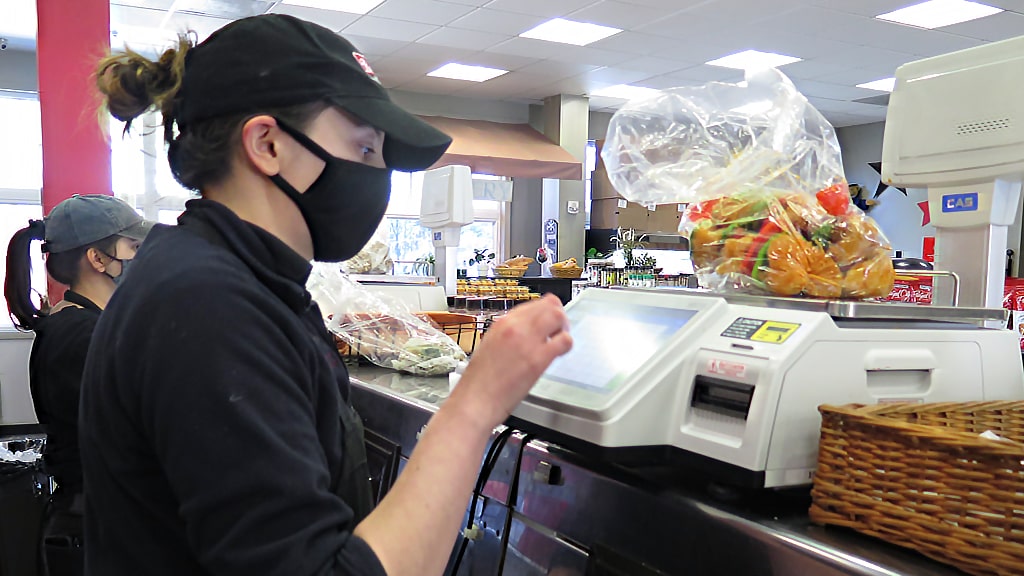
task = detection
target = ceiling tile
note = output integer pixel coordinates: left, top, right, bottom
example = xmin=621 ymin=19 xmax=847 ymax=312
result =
xmin=564 ymin=0 xmax=676 ymax=29
xmin=813 ymin=45 xmax=918 ymax=77
xmin=342 ymin=34 xmax=411 ymax=57
xmin=448 ymin=8 xmax=549 ymax=36
xmin=791 ymin=79 xmax=876 ymax=100
xmin=110 ymin=4 xmax=166 ymax=29
xmin=614 ymin=55 xmax=691 ymax=74
xmin=368 ymin=0 xmax=476 ymax=26
xmin=637 ymin=0 xmax=792 ymax=38
xmin=342 ymin=16 xmax=439 ymax=41
xmin=516 ymin=59 xmax=604 ymax=76
xmin=614 ymin=0 xmax=704 ymax=9
xmin=417 ymin=27 xmax=509 ymax=50
xmin=756 ymin=6 xmax=984 ymax=58
xmin=386 ymin=42 xmax=475 ymax=65
xmin=164 ymin=12 xmax=232 ymax=41
xmin=562 ymin=45 xmax=635 ymax=67
xmin=437 ymin=0 xmax=493 ymax=4
xmin=665 ymin=64 xmax=744 ymax=84
xmin=581 ymin=67 xmax=654 ymax=86
xmin=985 ymin=0 xmax=1024 ymax=13
xmin=781 ymin=58 xmax=854 ymax=81
xmin=806 ymin=0 xmax=913 ymax=18
xmin=486 ymin=37 xmax=568 ymax=59
xmin=462 ymin=50 xmax=543 ymax=71
xmin=454 ymin=71 xmax=553 ymax=98
xmin=267 ymin=4 xmax=361 ymax=31
xmin=111 ymin=0 xmax=177 ymax=9
xmin=637 ymin=75 xmax=704 ymax=89
xmin=588 ymin=31 xmax=692 ymax=56
xmin=483 ymin=0 xmax=601 ymax=19
xmin=173 ymin=0 xmax=272 ymax=19
xmin=941 ymin=11 xmax=1024 ymax=41
xmin=814 ymin=64 xmax=900 ymax=86
xmin=394 ymin=75 xmax=464 ymax=95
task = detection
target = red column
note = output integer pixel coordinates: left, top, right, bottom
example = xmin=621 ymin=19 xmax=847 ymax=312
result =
xmin=36 ymin=0 xmax=111 ymax=302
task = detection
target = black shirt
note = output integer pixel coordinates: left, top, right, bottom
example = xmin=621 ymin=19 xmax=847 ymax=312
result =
xmin=29 ymin=289 xmax=102 ymax=497
xmin=79 ymin=200 xmax=386 ymax=576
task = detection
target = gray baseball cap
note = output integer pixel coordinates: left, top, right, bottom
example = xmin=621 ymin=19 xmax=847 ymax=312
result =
xmin=42 ymin=195 xmax=155 ymax=254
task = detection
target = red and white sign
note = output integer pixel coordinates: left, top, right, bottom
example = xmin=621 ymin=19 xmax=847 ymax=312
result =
xmin=707 ymin=358 xmax=747 ymax=379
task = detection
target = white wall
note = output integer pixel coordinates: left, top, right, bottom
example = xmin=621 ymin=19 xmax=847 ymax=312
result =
xmin=0 ymin=332 xmax=36 ymax=424
xmin=588 ymin=111 xmax=613 ymax=142
xmin=837 ymin=122 xmax=934 ymax=258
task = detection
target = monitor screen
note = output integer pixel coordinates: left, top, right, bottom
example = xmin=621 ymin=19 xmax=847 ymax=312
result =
xmin=542 ymin=299 xmax=698 ymax=393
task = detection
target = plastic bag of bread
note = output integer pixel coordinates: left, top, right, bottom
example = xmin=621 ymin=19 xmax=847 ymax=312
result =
xmin=601 ymin=67 xmax=894 ymax=299
xmin=308 ymin=263 xmax=466 ymax=375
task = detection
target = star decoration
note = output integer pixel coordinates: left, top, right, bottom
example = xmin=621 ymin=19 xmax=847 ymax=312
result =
xmin=869 ymin=161 xmax=908 ymax=198
xmin=918 ymin=200 xmax=931 ymax=226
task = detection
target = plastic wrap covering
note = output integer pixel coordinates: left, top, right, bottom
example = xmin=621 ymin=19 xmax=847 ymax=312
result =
xmin=341 ymin=225 xmax=393 ymax=275
xmin=601 ymin=68 xmax=894 ymax=299
xmin=308 ymin=263 xmax=466 ymax=375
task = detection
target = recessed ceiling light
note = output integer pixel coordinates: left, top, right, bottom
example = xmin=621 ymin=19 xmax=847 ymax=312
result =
xmin=876 ymin=0 xmax=1002 ymax=29
xmin=427 ymin=63 xmax=509 ymax=82
xmin=856 ymin=77 xmax=897 ymax=92
xmin=591 ymin=84 xmax=660 ymax=101
xmin=519 ymin=18 xmax=622 ymax=46
xmin=706 ymin=50 xmax=802 ymax=70
xmin=282 ymin=0 xmax=384 ymax=14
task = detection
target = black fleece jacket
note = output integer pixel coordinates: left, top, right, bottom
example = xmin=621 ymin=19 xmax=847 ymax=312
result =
xmin=79 ymin=199 xmax=386 ymax=576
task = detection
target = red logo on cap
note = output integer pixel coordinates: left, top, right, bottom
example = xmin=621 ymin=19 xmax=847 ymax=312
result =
xmin=352 ymin=52 xmax=381 ymax=85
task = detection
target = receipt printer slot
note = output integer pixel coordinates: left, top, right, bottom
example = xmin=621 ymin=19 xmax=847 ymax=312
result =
xmin=692 ymin=376 xmax=754 ymax=420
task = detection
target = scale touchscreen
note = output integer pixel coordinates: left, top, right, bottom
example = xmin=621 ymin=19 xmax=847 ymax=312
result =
xmin=543 ymin=300 xmax=697 ymax=392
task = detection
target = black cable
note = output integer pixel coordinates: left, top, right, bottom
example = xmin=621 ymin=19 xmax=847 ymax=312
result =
xmin=496 ymin=434 xmax=533 ymax=576
xmin=450 ymin=426 xmax=515 ymax=575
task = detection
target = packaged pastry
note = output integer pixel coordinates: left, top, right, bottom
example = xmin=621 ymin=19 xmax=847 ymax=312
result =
xmin=601 ymin=67 xmax=894 ymax=299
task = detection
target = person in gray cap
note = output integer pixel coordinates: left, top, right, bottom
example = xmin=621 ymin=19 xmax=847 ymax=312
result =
xmin=86 ymin=13 xmax=571 ymax=576
xmin=3 ymin=193 xmax=153 ymax=576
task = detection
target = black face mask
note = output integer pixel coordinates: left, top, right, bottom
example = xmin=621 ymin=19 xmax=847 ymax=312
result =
xmin=101 ymin=251 xmax=132 ymax=286
xmin=269 ymin=119 xmax=392 ymax=262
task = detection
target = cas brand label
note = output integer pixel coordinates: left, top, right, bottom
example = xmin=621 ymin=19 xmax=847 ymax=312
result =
xmin=942 ymin=192 xmax=979 ymax=213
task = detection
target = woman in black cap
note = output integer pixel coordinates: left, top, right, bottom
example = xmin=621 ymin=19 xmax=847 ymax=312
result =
xmin=3 ymin=194 xmax=152 ymax=576
xmin=84 ymin=14 xmax=571 ymax=576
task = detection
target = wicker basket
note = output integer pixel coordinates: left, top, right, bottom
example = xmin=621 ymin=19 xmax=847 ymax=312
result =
xmin=494 ymin=266 xmax=528 ymax=278
xmin=551 ymin=266 xmax=583 ymax=279
xmin=810 ymin=401 xmax=1024 ymax=576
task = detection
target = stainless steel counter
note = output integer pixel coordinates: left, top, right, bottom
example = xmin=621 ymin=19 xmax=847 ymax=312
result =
xmin=348 ymin=366 xmax=963 ymax=576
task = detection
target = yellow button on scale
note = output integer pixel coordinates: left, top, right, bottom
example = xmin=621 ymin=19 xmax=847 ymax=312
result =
xmin=750 ymin=321 xmax=800 ymax=344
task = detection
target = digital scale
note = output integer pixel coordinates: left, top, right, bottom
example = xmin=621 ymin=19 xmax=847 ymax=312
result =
xmin=509 ymin=287 xmax=1024 ymax=488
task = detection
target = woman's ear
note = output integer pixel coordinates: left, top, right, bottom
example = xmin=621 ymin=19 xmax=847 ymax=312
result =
xmin=240 ymin=115 xmax=283 ymax=177
xmin=84 ymin=247 xmax=108 ymax=274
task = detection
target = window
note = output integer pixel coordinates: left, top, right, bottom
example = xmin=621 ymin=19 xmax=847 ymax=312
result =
xmin=384 ymin=171 xmax=506 ymax=274
xmin=0 ymin=93 xmax=42 ymax=191
xmin=110 ymin=112 xmax=191 ymax=222
xmin=0 ymin=92 xmax=44 ymax=330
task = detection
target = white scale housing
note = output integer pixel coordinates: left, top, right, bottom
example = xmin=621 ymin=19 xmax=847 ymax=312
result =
xmin=511 ymin=288 xmax=1023 ymax=488
xmin=883 ymin=34 xmax=1024 ymax=312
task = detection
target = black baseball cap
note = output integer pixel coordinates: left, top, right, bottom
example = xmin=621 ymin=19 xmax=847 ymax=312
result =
xmin=176 ymin=14 xmax=452 ymax=171
xmin=42 ymin=195 xmax=154 ymax=254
